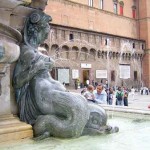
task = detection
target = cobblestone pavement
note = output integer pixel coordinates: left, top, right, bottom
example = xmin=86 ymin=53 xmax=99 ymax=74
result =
xmin=66 ymin=87 xmax=150 ymax=111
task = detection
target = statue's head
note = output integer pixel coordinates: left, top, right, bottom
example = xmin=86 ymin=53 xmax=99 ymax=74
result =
xmin=24 ymin=10 xmax=52 ymax=48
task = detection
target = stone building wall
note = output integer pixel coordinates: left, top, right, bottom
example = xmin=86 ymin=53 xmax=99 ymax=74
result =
xmin=46 ymin=25 xmax=144 ymax=88
xmin=69 ymin=0 xmax=136 ymax=18
xmin=45 ymin=0 xmax=150 ymax=88
xmin=46 ymin=0 xmax=139 ymax=39
xmin=138 ymin=0 xmax=150 ymax=87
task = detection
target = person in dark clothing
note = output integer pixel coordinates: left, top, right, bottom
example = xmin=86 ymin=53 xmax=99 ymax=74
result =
xmin=107 ymin=88 xmax=113 ymax=105
xmin=123 ymin=92 xmax=128 ymax=106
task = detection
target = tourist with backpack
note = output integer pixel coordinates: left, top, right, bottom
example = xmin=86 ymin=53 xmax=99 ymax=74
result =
xmin=116 ymin=87 xmax=124 ymax=106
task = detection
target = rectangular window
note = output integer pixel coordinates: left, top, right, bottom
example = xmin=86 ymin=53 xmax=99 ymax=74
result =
xmin=114 ymin=3 xmax=117 ymax=14
xmin=142 ymin=44 xmax=144 ymax=50
xmin=134 ymin=71 xmax=137 ymax=81
xmin=69 ymin=33 xmax=74 ymax=41
xmin=133 ymin=43 xmax=135 ymax=48
xmin=120 ymin=5 xmax=123 ymax=15
xmin=88 ymin=0 xmax=93 ymax=7
xmin=132 ymin=9 xmax=136 ymax=18
xmin=99 ymin=0 xmax=103 ymax=9
xmin=105 ymin=39 xmax=108 ymax=45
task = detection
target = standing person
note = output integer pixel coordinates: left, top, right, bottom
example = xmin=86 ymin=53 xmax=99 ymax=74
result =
xmin=131 ymin=86 xmax=135 ymax=100
xmin=83 ymin=85 xmax=95 ymax=103
xmin=105 ymin=80 xmax=108 ymax=89
xmin=141 ymin=88 xmax=143 ymax=95
xmin=116 ymin=87 xmax=124 ymax=106
xmin=95 ymin=81 xmax=98 ymax=87
xmin=146 ymin=87 xmax=149 ymax=95
xmin=94 ymin=84 xmax=107 ymax=104
xmin=108 ymin=87 xmax=114 ymax=105
xmin=92 ymin=80 xmax=95 ymax=87
xmin=74 ymin=79 xmax=78 ymax=90
xmin=123 ymin=91 xmax=128 ymax=106
xmin=86 ymin=79 xmax=89 ymax=87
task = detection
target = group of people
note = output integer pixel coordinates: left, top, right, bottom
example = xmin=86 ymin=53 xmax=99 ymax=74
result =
xmin=140 ymin=87 xmax=149 ymax=95
xmin=115 ymin=86 xmax=129 ymax=106
xmin=81 ymin=85 xmax=129 ymax=106
xmin=82 ymin=84 xmax=107 ymax=104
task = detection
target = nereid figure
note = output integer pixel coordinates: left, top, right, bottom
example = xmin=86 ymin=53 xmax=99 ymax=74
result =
xmin=13 ymin=10 xmax=118 ymax=139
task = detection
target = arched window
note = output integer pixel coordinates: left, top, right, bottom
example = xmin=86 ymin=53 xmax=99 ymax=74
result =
xmin=119 ymin=1 xmax=124 ymax=16
xmin=132 ymin=6 xmax=136 ymax=19
xmin=113 ymin=0 xmax=118 ymax=14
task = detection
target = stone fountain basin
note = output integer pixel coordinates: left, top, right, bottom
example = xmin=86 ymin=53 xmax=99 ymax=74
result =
xmin=0 ymin=107 xmax=150 ymax=150
xmin=0 ymin=23 xmax=21 ymax=63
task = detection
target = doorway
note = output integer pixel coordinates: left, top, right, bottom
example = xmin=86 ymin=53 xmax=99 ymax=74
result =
xmin=82 ymin=70 xmax=90 ymax=86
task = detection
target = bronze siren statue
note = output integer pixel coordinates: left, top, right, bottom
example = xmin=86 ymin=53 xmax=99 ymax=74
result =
xmin=13 ymin=10 xmax=118 ymax=140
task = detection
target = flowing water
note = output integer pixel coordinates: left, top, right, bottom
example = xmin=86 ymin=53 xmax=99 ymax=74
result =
xmin=0 ymin=116 xmax=150 ymax=150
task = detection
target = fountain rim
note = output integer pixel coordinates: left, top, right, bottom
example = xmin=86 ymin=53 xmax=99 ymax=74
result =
xmin=0 ymin=22 xmax=22 ymax=43
xmin=103 ymin=105 xmax=150 ymax=118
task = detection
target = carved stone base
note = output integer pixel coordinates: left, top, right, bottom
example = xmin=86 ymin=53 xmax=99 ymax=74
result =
xmin=0 ymin=115 xmax=33 ymax=143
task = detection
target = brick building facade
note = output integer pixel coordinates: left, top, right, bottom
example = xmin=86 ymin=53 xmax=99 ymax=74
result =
xmin=44 ymin=0 xmax=149 ymax=88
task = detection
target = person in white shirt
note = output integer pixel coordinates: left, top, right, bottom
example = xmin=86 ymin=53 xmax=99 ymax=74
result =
xmin=131 ymin=87 xmax=135 ymax=100
xmin=86 ymin=79 xmax=89 ymax=86
xmin=94 ymin=84 xmax=107 ymax=104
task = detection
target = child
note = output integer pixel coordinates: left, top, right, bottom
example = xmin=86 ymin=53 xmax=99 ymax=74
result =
xmin=83 ymin=85 xmax=95 ymax=103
